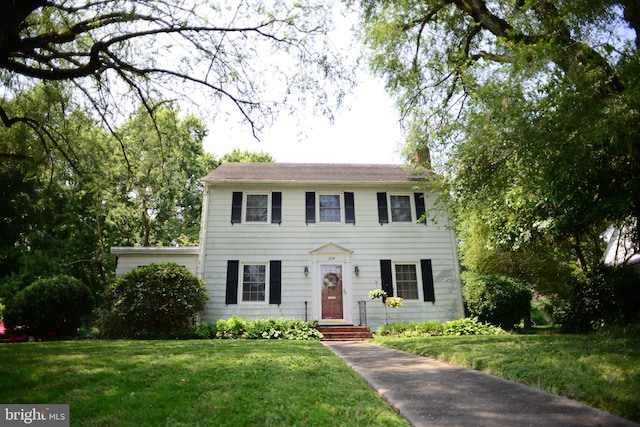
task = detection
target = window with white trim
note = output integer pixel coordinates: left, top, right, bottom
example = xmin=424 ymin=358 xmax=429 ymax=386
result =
xmin=245 ymin=194 xmax=269 ymax=222
xmin=242 ymin=264 xmax=266 ymax=302
xmin=319 ymin=194 xmax=341 ymax=222
xmin=390 ymin=195 xmax=412 ymax=222
xmin=394 ymin=264 xmax=419 ymax=300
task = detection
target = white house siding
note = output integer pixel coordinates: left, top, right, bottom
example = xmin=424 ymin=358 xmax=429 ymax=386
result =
xmin=111 ymin=247 xmax=200 ymax=276
xmin=200 ymin=182 xmax=464 ymax=331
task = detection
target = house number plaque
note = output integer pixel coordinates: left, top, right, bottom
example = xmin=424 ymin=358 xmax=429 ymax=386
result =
xmin=327 ymin=256 xmax=335 ymax=260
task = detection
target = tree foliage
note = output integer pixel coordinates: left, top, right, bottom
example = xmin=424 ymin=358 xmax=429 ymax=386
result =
xmin=351 ymin=0 xmax=640 ymax=270
xmin=458 ymin=212 xmax=575 ymax=298
xmin=0 ymin=84 xmax=273 ymax=300
xmin=220 ymin=149 xmax=276 ymax=163
xmin=0 ymin=84 xmax=114 ymax=294
xmin=561 ymin=264 xmax=640 ymax=332
xmin=462 ymin=273 xmax=532 ymax=329
xmin=106 ymin=103 xmax=218 ymax=247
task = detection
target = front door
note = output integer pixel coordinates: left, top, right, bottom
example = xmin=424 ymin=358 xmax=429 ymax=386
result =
xmin=321 ymin=265 xmax=343 ymax=320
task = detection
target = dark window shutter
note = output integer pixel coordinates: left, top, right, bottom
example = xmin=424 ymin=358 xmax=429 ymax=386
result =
xmin=305 ymin=192 xmax=316 ymax=223
xmin=414 ymin=192 xmax=426 ymax=224
xmin=377 ymin=192 xmax=389 ymax=224
xmin=269 ymin=260 xmax=282 ymax=305
xmin=421 ymin=259 xmax=435 ymax=302
xmin=271 ymin=192 xmax=282 ymax=224
xmin=231 ymin=192 xmax=243 ymax=224
xmin=380 ymin=259 xmax=394 ymax=298
xmin=225 ymin=260 xmax=239 ymax=305
xmin=344 ymin=192 xmax=355 ymax=224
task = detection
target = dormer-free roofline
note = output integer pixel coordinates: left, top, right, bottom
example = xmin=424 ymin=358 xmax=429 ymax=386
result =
xmin=201 ymin=163 xmax=434 ymax=185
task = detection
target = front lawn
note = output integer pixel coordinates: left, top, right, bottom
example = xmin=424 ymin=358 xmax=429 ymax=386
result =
xmin=0 ymin=340 xmax=409 ymax=426
xmin=373 ymin=330 xmax=640 ymax=423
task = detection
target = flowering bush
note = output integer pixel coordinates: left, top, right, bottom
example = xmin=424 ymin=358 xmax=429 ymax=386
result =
xmin=369 ymin=289 xmax=388 ymax=300
xmin=385 ymin=297 xmax=403 ymax=308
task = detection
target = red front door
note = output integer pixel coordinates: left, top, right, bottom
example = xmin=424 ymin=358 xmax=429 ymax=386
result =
xmin=321 ymin=265 xmax=343 ymax=319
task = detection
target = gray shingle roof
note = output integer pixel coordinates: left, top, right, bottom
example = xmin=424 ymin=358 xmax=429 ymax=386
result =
xmin=202 ymin=163 xmax=428 ymax=183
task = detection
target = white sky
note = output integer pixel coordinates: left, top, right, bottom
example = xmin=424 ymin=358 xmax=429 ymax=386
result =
xmin=203 ymin=76 xmax=405 ymax=164
xmin=202 ymin=6 xmax=406 ymax=165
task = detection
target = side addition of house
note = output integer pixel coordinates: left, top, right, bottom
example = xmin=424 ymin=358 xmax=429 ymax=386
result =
xmin=197 ymin=163 xmax=464 ymax=330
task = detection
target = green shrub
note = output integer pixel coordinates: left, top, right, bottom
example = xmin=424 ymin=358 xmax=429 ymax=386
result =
xmin=3 ymin=275 xmax=94 ymax=337
xmin=213 ymin=315 xmax=248 ymax=339
xmin=531 ymin=298 xmax=558 ymax=326
xmin=193 ymin=317 xmax=323 ymax=340
xmin=282 ymin=319 xmax=324 ymax=340
xmin=562 ymin=264 xmax=640 ymax=332
xmin=442 ymin=318 xmax=507 ymax=335
xmin=194 ymin=321 xmax=219 ymax=339
xmin=376 ymin=321 xmax=444 ymax=337
xmin=463 ymin=273 xmax=532 ymax=329
xmin=375 ymin=318 xmax=506 ymax=337
xmin=98 ymin=263 xmax=208 ymax=339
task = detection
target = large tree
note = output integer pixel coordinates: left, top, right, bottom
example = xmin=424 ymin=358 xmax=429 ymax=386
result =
xmin=0 ymin=83 xmax=114 ymax=295
xmin=106 ymin=103 xmax=217 ymax=247
xmin=0 ymin=85 xmax=273 ymax=297
xmin=0 ymin=0 xmax=350 ymax=161
xmin=352 ymin=0 xmax=640 ymax=270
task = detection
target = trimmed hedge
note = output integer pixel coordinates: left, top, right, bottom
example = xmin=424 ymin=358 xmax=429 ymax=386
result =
xmin=4 ymin=275 xmax=94 ymax=337
xmin=98 ymin=263 xmax=208 ymax=339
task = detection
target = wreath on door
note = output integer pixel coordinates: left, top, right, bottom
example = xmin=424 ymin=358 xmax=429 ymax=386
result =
xmin=323 ymin=273 xmax=339 ymax=290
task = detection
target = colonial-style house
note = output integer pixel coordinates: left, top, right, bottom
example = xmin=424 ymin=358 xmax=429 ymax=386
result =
xmin=112 ymin=162 xmax=465 ymax=330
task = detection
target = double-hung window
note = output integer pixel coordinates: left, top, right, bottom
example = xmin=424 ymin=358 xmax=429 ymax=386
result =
xmin=242 ymin=264 xmax=266 ymax=302
xmin=390 ymin=195 xmax=412 ymax=222
xmin=225 ymin=260 xmax=281 ymax=305
xmin=319 ymin=195 xmax=341 ymax=222
xmin=231 ymin=192 xmax=282 ymax=224
xmin=380 ymin=259 xmax=435 ymax=302
xmin=395 ymin=264 xmax=419 ymax=300
xmin=306 ymin=192 xmax=355 ymax=224
xmin=377 ymin=192 xmax=426 ymax=225
xmin=245 ymin=194 xmax=268 ymax=222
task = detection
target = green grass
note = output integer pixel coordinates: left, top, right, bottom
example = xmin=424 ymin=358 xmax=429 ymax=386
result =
xmin=0 ymin=340 xmax=409 ymax=426
xmin=373 ymin=331 xmax=640 ymax=423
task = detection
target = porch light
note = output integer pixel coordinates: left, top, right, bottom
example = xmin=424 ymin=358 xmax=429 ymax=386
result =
xmin=304 ymin=266 xmax=309 ymax=277
xmin=354 ymin=265 xmax=359 ymax=276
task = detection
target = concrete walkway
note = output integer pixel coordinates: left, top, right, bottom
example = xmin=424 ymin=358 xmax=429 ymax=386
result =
xmin=323 ymin=341 xmax=639 ymax=427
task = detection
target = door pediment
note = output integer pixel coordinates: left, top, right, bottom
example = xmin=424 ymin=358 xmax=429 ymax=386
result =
xmin=309 ymin=242 xmax=352 ymax=255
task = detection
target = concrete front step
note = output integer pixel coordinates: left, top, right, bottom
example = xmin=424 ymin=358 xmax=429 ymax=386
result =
xmin=317 ymin=326 xmax=373 ymax=341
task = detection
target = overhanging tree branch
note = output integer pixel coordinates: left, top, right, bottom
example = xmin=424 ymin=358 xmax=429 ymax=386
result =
xmin=0 ymin=0 xmax=347 ymax=142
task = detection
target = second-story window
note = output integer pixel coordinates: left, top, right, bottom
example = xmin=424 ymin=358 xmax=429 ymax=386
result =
xmin=319 ymin=195 xmax=341 ymax=222
xmin=390 ymin=195 xmax=412 ymax=222
xmin=232 ymin=192 xmax=281 ymax=224
xmin=306 ymin=192 xmax=355 ymax=224
xmin=245 ymin=194 xmax=268 ymax=222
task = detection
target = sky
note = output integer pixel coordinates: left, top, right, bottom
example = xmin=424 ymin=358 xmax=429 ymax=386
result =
xmin=203 ymin=76 xmax=405 ymax=164
xmin=201 ymin=6 xmax=406 ymax=165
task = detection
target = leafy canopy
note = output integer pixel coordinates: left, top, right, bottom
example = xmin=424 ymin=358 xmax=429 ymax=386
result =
xmin=351 ymin=0 xmax=640 ymax=265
